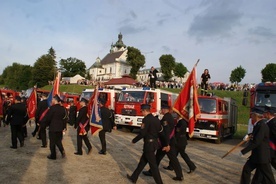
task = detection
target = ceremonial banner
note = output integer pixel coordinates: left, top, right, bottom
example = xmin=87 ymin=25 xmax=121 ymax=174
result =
xmin=26 ymin=88 xmax=37 ymax=120
xmin=173 ymin=60 xmax=201 ymax=137
xmin=47 ymin=71 xmax=61 ymax=106
xmin=89 ymin=87 xmax=102 ymax=135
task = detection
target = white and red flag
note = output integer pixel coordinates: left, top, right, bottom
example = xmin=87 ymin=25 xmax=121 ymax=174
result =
xmin=173 ymin=60 xmax=201 ymax=137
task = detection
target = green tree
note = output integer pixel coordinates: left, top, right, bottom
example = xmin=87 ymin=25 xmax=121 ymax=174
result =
xmin=1 ymin=63 xmax=33 ymax=90
xmin=261 ymin=63 xmax=276 ymax=82
xmin=59 ymin=57 xmax=87 ymax=77
xmin=126 ymin=46 xmax=145 ymax=79
xmin=32 ymin=54 xmax=56 ymax=87
xmin=48 ymin=47 xmax=56 ymax=60
xmin=174 ymin=62 xmax=188 ymax=81
xmin=229 ymin=65 xmax=246 ymax=84
xmin=159 ymin=54 xmax=176 ymax=81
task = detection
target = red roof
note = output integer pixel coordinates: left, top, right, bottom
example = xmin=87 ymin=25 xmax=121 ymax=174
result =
xmin=105 ymin=75 xmax=137 ymax=85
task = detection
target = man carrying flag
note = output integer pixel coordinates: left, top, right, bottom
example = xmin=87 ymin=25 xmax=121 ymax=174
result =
xmin=173 ymin=60 xmax=201 ymax=138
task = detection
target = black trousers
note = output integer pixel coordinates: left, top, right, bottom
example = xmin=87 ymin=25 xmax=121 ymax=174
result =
xmin=10 ymin=124 xmax=23 ymax=147
xmin=150 ymin=79 xmax=157 ymax=88
xmin=99 ymin=130 xmax=107 ymax=152
xmin=77 ymin=134 xmax=92 ymax=154
xmin=153 ymin=145 xmax=183 ymax=178
xmin=131 ymin=145 xmax=163 ymax=184
xmin=49 ymin=131 xmax=64 ymax=158
xmin=169 ymin=145 xmax=196 ymax=170
xmin=201 ymin=82 xmax=208 ymax=95
xmin=240 ymin=159 xmax=275 ymax=184
xmin=40 ymin=128 xmax=47 ymax=146
xmin=32 ymin=121 xmax=40 ymax=136
xmin=22 ymin=125 xmax=27 ymax=138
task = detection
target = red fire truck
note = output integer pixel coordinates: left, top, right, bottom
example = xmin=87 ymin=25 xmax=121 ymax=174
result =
xmin=114 ymin=87 xmax=178 ymax=129
xmin=193 ymin=96 xmax=238 ymax=143
xmin=79 ymin=88 xmax=121 ymax=110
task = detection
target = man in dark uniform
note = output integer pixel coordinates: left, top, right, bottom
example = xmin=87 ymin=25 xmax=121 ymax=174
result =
xmin=127 ymin=104 xmax=170 ymax=184
xmin=21 ymin=97 xmax=28 ymax=138
xmin=74 ymin=98 xmax=92 ymax=155
xmin=41 ymin=95 xmax=66 ymax=160
xmin=164 ymin=112 xmax=196 ymax=173
xmin=266 ymin=106 xmax=276 ymax=169
xmin=7 ymin=96 xmax=28 ymax=149
xmin=69 ymin=100 xmax=77 ymax=126
xmin=148 ymin=66 xmax=158 ymax=88
xmin=239 ymin=107 xmax=275 ymax=184
xmin=34 ymin=93 xmax=48 ymax=147
xmin=98 ymin=98 xmax=116 ymax=155
xmin=143 ymin=105 xmax=184 ymax=181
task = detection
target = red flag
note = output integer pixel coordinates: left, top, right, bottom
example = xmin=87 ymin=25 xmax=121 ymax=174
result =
xmin=47 ymin=71 xmax=61 ymax=106
xmin=87 ymin=88 xmax=97 ymax=117
xmin=27 ymin=88 xmax=37 ymax=120
xmin=173 ymin=60 xmax=201 ymax=137
xmin=0 ymin=89 xmax=3 ymax=118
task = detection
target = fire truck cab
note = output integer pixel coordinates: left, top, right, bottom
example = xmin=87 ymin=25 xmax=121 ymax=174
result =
xmin=193 ymin=96 xmax=238 ymax=143
xmin=79 ymin=88 xmax=120 ymax=110
xmin=115 ymin=87 xmax=178 ymax=128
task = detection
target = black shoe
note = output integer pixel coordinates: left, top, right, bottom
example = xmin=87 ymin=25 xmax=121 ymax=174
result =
xmin=41 ymin=145 xmax=47 ymax=148
xmin=87 ymin=148 xmax=92 ymax=155
xmin=32 ymin=132 xmax=36 ymax=137
xmin=126 ymin=174 xmax=136 ymax=183
xmin=173 ymin=176 xmax=183 ymax=181
xmin=20 ymin=141 xmax=24 ymax=147
xmin=163 ymin=166 xmax=173 ymax=171
xmin=47 ymin=155 xmax=56 ymax=160
xmin=74 ymin=152 xmax=83 ymax=155
xmin=10 ymin=146 xmax=17 ymax=149
xmin=61 ymin=152 xmax=66 ymax=158
xmin=98 ymin=150 xmax=106 ymax=155
xmin=142 ymin=171 xmax=152 ymax=177
xmin=187 ymin=167 xmax=196 ymax=174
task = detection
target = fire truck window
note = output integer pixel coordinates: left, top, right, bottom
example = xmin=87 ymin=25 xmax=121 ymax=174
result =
xmin=146 ymin=93 xmax=154 ymax=104
xmin=161 ymin=93 xmax=169 ymax=107
xmin=218 ymin=102 xmax=222 ymax=112
xmin=224 ymin=103 xmax=228 ymax=112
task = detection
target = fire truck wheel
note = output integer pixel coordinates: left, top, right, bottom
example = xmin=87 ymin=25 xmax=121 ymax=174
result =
xmin=215 ymin=127 xmax=224 ymax=144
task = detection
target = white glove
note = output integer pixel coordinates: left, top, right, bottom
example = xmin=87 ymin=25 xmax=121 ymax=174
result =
xmin=243 ymin=134 xmax=249 ymax=141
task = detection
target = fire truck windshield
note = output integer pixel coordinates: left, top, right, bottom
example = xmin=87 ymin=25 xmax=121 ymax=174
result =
xmin=80 ymin=91 xmax=93 ymax=100
xmin=255 ymin=91 xmax=276 ymax=107
xmin=198 ymin=98 xmax=217 ymax=113
xmin=118 ymin=91 xmax=145 ymax=102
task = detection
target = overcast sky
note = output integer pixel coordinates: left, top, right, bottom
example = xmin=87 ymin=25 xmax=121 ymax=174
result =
xmin=1 ymin=0 xmax=275 ymax=84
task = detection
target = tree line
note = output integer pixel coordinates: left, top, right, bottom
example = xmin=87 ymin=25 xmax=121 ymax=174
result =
xmin=0 ymin=46 xmax=275 ymax=91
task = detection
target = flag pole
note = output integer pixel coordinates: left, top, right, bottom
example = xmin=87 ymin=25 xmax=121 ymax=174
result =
xmin=221 ymin=140 xmax=247 ymax=159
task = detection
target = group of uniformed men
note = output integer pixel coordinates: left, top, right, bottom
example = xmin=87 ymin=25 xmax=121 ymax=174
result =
xmin=127 ymin=104 xmax=196 ymax=184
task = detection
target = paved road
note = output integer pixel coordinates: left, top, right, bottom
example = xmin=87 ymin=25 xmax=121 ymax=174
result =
xmin=0 ymin=124 xmax=275 ymax=184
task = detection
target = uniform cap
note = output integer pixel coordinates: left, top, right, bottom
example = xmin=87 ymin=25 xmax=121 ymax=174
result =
xmin=265 ymin=106 xmax=276 ymax=114
xmin=161 ymin=104 xmax=170 ymax=109
xmin=251 ymin=107 xmax=264 ymax=115
xmin=53 ymin=94 xmax=61 ymax=102
xmin=80 ymin=98 xmax=88 ymax=104
xmin=15 ymin=96 xmax=21 ymax=101
xmin=141 ymin=104 xmax=151 ymax=110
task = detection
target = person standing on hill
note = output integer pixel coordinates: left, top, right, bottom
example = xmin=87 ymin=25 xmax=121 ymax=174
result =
xmin=200 ymin=69 xmax=211 ymax=95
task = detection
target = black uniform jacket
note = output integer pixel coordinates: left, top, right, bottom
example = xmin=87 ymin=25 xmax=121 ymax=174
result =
xmin=267 ymin=117 xmax=276 ymax=158
xmin=175 ymin=118 xmax=188 ymax=149
xmin=35 ymin=99 xmax=48 ymax=122
xmin=160 ymin=112 xmax=176 ymax=147
xmin=41 ymin=104 xmax=66 ymax=132
xmin=241 ymin=119 xmax=271 ymax=164
xmin=100 ymin=106 xmax=112 ymax=132
xmin=132 ymin=113 xmax=163 ymax=152
xmin=75 ymin=106 xmax=90 ymax=133
xmin=7 ymin=102 xmax=28 ymax=126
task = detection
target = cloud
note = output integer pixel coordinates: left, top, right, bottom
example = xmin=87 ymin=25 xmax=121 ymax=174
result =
xmin=248 ymin=26 xmax=276 ymax=40
xmin=188 ymin=0 xmax=243 ymax=41
xmin=119 ymin=25 xmax=146 ymax=35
